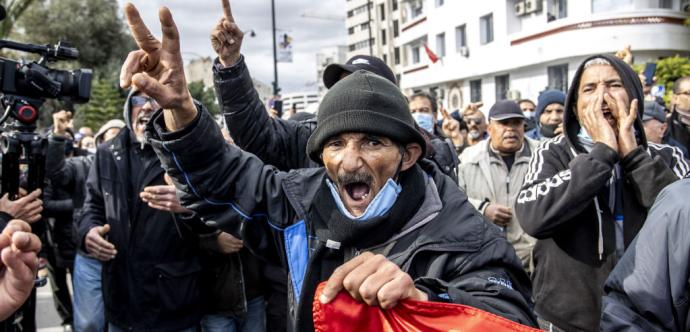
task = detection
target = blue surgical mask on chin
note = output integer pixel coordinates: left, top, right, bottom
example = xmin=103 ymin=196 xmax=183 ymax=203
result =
xmin=327 ymin=178 xmax=402 ymax=221
xmin=412 ymin=113 xmax=434 ymax=133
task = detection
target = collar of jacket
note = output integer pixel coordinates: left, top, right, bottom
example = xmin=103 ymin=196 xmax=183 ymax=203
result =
xmin=463 ymin=139 xmax=535 ymax=166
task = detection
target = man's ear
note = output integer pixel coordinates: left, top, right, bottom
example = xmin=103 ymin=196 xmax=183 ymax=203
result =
xmin=400 ymin=143 xmax=423 ymax=171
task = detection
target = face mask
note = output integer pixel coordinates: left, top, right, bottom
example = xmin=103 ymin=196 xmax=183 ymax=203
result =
xmin=540 ymin=123 xmax=559 ymax=138
xmin=326 ymin=178 xmax=402 ymax=221
xmin=523 ymin=112 xmax=535 ymax=119
xmin=412 ymin=113 xmax=434 ymax=133
xmin=675 ymin=106 xmax=690 ymax=127
xmin=87 ymin=147 xmax=97 ymax=155
xmin=524 ymin=117 xmax=537 ymax=132
xmin=577 ymin=127 xmax=595 ymax=152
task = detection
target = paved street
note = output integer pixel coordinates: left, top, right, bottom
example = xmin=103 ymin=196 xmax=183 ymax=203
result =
xmin=36 ymin=277 xmax=68 ymax=331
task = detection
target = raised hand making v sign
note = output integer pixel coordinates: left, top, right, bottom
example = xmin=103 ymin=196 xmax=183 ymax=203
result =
xmin=119 ymin=3 xmax=196 ymax=132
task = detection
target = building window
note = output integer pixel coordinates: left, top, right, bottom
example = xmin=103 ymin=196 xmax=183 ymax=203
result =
xmin=495 ymin=75 xmax=510 ymax=100
xmin=360 ymin=22 xmax=369 ymax=30
xmin=658 ymin=0 xmax=672 ymax=8
xmin=435 ymin=0 xmax=444 ymax=7
xmin=455 ymin=24 xmax=467 ymax=51
xmin=548 ymin=64 xmax=569 ymax=92
xmin=393 ymin=20 xmax=399 ymax=37
xmin=381 ymin=29 xmax=387 ymax=45
xmin=547 ymin=0 xmax=567 ymax=21
xmin=410 ymin=1 xmax=423 ymax=19
xmin=436 ymin=33 xmax=446 ymax=58
xmin=392 ymin=0 xmax=398 ymax=11
xmin=394 ymin=47 xmax=401 ymax=65
xmin=411 ymin=45 xmax=421 ymax=64
xmin=349 ymin=44 xmax=355 ymax=52
xmin=347 ymin=10 xmax=353 ymax=18
xmin=480 ymin=14 xmax=493 ymax=45
xmin=348 ymin=27 xmax=355 ymax=35
xmin=379 ymin=4 xmax=385 ymax=20
xmin=591 ymin=0 xmax=633 ymax=13
xmin=470 ymin=80 xmax=482 ymax=103
xmin=383 ymin=54 xmax=388 ymax=64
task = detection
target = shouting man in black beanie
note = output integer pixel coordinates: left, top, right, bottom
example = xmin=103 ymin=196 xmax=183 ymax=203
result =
xmin=515 ymin=54 xmax=689 ymax=332
xmin=119 ymin=3 xmax=538 ymax=331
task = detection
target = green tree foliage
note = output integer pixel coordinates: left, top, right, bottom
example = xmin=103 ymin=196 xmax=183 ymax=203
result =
xmin=16 ymin=0 xmax=135 ymax=79
xmin=656 ymin=55 xmax=690 ymax=104
xmin=188 ymin=81 xmax=220 ymax=115
xmin=0 ymin=0 xmax=34 ymax=38
xmin=73 ymin=79 xmax=125 ymax=131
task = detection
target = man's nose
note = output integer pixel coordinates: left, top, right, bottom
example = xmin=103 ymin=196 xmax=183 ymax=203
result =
xmin=340 ymin=145 xmax=363 ymax=172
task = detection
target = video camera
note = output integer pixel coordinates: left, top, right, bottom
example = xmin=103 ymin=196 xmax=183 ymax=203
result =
xmin=0 ymin=7 xmax=93 ymax=199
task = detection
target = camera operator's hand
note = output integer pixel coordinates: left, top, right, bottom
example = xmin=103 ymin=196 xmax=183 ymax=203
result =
xmin=120 ymin=3 xmax=197 ymax=131
xmin=0 ymin=189 xmax=43 ymax=224
xmin=211 ymin=0 xmax=244 ymax=68
xmin=0 ymin=219 xmax=41 ymax=321
xmin=85 ymin=225 xmax=116 ymax=262
xmin=52 ymin=110 xmax=72 ymax=137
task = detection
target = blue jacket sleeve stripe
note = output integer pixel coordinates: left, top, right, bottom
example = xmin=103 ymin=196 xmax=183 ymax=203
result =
xmin=284 ymin=220 xmax=309 ymax=300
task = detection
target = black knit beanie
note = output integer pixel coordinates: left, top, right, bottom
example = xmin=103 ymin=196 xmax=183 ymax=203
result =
xmin=306 ymin=70 xmax=426 ymax=163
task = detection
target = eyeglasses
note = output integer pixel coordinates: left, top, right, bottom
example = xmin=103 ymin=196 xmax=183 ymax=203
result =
xmin=131 ymin=95 xmax=159 ymax=107
xmin=463 ymin=117 xmax=484 ymax=125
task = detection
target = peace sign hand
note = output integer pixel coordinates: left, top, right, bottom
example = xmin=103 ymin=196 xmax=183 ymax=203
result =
xmin=119 ymin=3 xmax=197 ymax=131
xmin=211 ymin=0 xmax=244 ymax=67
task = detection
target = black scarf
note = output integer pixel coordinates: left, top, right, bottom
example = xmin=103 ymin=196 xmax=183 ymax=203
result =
xmin=309 ymin=164 xmax=426 ymax=249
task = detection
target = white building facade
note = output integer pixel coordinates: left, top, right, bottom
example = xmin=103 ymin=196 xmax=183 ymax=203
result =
xmin=281 ymin=91 xmax=320 ymax=113
xmin=349 ymin=0 xmax=690 ymax=111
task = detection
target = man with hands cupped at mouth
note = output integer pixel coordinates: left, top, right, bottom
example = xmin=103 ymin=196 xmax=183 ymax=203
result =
xmin=515 ymin=55 xmax=689 ymax=332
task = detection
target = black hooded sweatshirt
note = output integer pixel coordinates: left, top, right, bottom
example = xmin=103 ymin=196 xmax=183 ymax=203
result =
xmin=514 ymin=54 xmax=689 ymax=332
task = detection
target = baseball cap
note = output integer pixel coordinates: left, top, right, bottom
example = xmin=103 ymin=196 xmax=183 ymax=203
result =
xmin=323 ymin=55 xmax=397 ymax=89
xmin=488 ymin=100 xmax=526 ymax=121
xmin=642 ymin=101 xmax=666 ymax=123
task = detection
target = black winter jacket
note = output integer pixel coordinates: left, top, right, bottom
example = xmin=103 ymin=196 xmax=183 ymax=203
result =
xmin=78 ymin=127 xmax=203 ymax=331
xmin=514 ymin=54 xmax=689 ymax=332
xmin=146 ymin=106 xmax=538 ymax=332
xmin=42 ymin=181 xmax=76 ymax=268
xmin=213 ymin=56 xmax=459 ymax=182
xmin=601 ymin=176 xmax=690 ymax=331
xmin=45 ymin=135 xmax=94 ymax=258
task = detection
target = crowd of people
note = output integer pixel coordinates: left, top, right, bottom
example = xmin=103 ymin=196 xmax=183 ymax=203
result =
xmin=1 ymin=0 xmax=690 ymax=331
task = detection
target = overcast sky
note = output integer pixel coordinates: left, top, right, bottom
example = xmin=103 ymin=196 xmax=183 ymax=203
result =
xmin=116 ymin=0 xmax=347 ymax=93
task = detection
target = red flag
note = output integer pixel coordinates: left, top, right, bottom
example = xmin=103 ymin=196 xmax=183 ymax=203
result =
xmin=313 ymin=282 xmax=541 ymax=332
xmin=424 ymin=43 xmax=439 ymax=64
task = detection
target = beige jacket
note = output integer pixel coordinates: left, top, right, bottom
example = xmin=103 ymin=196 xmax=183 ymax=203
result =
xmin=458 ymin=139 xmax=537 ymax=272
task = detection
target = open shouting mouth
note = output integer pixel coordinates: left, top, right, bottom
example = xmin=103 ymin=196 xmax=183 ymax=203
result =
xmin=337 ymin=172 xmax=375 ymax=216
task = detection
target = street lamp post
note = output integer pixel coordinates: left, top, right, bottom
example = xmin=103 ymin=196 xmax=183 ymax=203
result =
xmin=271 ymin=0 xmax=279 ymax=96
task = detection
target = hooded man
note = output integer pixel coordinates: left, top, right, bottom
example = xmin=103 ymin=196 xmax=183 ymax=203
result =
xmin=515 ymin=54 xmax=689 ymax=331
xmin=77 ymin=90 xmax=205 ymax=331
xmin=526 ymin=90 xmax=566 ymax=141
xmin=119 ymin=4 xmax=539 ymax=332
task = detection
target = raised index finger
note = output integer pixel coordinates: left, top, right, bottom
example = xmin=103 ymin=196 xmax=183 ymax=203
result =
xmin=124 ymin=3 xmax=162 ymax=53
xmin=440 ymin=107 xmax=450 ymax=120
xmin=222 ymin=0 xmax=235 ymax=22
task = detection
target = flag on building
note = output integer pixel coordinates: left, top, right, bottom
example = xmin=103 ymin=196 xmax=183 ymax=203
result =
xmin=278 ymin=33 xmax=293 ymax=63
xmin=424 ymin=43 xmax=439 ymax=64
